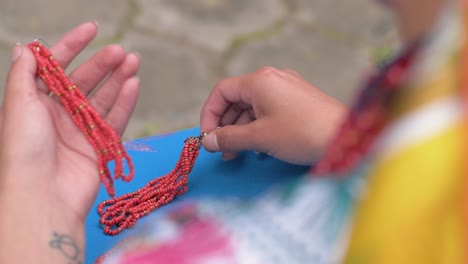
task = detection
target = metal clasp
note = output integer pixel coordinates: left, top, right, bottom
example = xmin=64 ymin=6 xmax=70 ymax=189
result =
xmin=185 ymin=132 xmax=207 ymax=150
xmin=33 ymin=38 xmax=51 ymax=48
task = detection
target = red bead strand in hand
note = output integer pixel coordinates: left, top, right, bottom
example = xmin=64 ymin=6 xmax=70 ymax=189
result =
xmin=97 ymin=135 xmax=204 ymax=236
xmin=28 ymin=41 xmax=134 ymax=197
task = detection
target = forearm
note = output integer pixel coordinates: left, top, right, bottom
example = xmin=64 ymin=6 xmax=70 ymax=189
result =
xmin=0 ymin=189 xmax=86 ymax=264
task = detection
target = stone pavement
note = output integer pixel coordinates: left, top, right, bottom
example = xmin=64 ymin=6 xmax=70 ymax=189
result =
xmin=0 ymin=0 xmax=398 ymax=139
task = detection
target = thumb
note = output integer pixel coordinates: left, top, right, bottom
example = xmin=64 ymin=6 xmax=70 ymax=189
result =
xmin=4 ymin=44 xmax=38 ymax=101
xmin=202 ymin=123 xmax=266 ymax=153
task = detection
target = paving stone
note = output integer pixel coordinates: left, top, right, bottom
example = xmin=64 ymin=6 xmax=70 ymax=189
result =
xmin=0 ymin=0 xmax=398 ymax=138
xmin=291 ymin=0 xmax=397 ymax=45
xmin=0 ymin=0 xmax=129 ymax=45
xmin=121 ymin=32 xmax=215 ymax=137
xmin=136 ymin=0 xmax=287 ymax=52
xmin=226 ymin=23 xmax=374 ymax=105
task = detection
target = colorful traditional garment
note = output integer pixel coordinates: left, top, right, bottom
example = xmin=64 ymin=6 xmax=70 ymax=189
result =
xmin=345 ymin=1 xmax=467 ymax=263
xmin=101 ymin=0 xmax=467 ymax=263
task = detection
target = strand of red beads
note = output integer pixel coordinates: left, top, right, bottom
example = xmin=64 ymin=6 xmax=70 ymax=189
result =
xmin=312 ymin=41 xmax=421 ymax=175
xmin=97 ymin=134 xmax=204 ymax=236
xmin=28 ymin=41 xmax=134 ymax=197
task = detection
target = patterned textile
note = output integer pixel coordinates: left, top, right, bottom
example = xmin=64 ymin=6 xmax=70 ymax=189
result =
xmin=101 ymin=176 xmax=359 ymax=264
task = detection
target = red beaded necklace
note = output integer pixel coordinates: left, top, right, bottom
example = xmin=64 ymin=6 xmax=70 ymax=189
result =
xmin=312 ymin=41 xmax=421 ymax=175
xmin=29 ymin=41 xmax=204 ymax=237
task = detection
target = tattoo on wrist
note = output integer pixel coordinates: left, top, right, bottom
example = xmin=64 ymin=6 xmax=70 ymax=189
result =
xmin=50 ymin=232 xmax=83 ymax=264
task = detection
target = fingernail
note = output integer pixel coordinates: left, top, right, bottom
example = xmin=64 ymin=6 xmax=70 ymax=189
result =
xmin=131 ymin=76 xmax=140 ymax=84
xmin=203 ymin=133 xmax=219 ymax=152
xmin=222 ymin=152 xmax=236 ymax=161
xmin=12 ymin=43 xmax=22 ymax=62
xmin=91 ymin=20 xmax=99 ymax=28
xmin=131 ymin=51 xmax=141 ymax=59
xmin=222 ymin=153 xmax=230 ymax=161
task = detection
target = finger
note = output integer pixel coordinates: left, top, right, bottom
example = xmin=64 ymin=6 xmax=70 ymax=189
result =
xmin=89 ymin=52 xmax=140 ymax=117
xmin=201 ymin=67 xmax=286 ymax=133
xmin=282 ymin=68 xmax=303 ymax=79
xmin=49 ymin=21 xmax=98 ymax=69
xmin=36 ymin=22 xmax=98 ymax=93
xmin=203 ymin=120 xmax=266 ymax=154
xmin=200 ymin=75 xmax=251 ymax=133
xmin=234 ymin=110 xmax=256 ymax=125
xmin=4 ymin=45 xmax=38 ymax=103
xmin=70 ymin=45 xmax=127 ymax=96
xmin=219 ymin=103 xmax=252 ymax=127
xmin=104 ymin=76 xmax=139 ymax=135
xmin=221 ymin=151 xmax=238 ymax=161
xmin=221 ymin=111 xmax=256 ymax=161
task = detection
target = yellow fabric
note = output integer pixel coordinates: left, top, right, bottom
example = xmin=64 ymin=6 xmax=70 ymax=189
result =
xmin=345 ymin=124 xmax=465 ymax=263
xmin=392 ymin=56 xmax=459 ymax=119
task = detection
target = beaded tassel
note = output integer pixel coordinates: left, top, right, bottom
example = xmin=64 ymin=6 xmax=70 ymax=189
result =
xmin=97 ymin=135 xmax=204 ymax=236
xmin=28 ymin=41 xmax=134 ymax=197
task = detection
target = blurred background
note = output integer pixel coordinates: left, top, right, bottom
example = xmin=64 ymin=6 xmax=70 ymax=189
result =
xmin=0 ymin=0 xmax=398 ymax=139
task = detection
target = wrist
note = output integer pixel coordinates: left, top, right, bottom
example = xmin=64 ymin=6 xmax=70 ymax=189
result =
xmin=0 ymin=188 xmax=86 ymax=264
xmin=314 ymin=102 xmax=349 ymax=149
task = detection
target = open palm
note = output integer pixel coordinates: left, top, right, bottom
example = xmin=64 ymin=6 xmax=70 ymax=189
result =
xmin=0 ymin=22 xmax=140 ymax=223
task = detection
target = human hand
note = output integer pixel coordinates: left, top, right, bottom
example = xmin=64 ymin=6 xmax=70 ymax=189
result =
xmin=200 ymin=67 xmax=348 ymax=165
xmin=0 ymin=22 xmax=139 ymax=263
